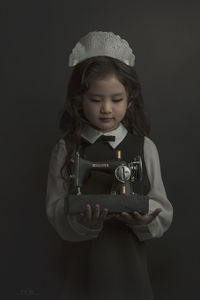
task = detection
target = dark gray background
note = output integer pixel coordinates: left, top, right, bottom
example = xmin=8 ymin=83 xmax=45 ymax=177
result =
xmin=4 ymin=0 xmax=200 ymax=299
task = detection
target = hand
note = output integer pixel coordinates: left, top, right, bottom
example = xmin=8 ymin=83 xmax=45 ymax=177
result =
xmin=115 ymin=208 xmax=162 ymax=226
xmin=75 ymin=204 xmax=116 ymax=229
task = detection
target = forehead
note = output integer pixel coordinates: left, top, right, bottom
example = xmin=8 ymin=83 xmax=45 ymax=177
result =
xmin=86 ymin=75 xmax=127 ymax=97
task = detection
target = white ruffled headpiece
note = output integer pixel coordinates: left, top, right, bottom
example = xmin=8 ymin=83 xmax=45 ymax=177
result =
xmin=68 ymin=31 xmax=135 ymax=67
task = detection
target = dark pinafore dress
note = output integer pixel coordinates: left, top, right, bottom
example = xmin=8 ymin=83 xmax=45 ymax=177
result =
xmin=60 ymin=132 xmax=154 ymax=300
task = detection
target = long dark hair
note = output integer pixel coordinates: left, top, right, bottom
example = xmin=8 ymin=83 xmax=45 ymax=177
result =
xmin=58 ymin=56 xmax=151 ymax=183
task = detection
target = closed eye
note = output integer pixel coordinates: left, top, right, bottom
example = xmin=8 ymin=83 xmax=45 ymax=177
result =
xmin=89 ymin=99 xmax=123 ymax=103
xmin=112 ymin=99 xmax=123 ymax=103
xmin=90 ymin=99 xmax=101 ymax=102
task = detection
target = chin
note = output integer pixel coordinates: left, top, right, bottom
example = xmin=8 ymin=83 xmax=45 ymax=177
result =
xmin=100 ymin=125 xmax=118 ymax=132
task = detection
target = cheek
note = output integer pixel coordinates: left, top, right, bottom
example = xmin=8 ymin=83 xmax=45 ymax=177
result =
xmin=82 ymin=102 xmax=97 ymax=119
xmin=117 ymin=103 xmax=128 ymax=118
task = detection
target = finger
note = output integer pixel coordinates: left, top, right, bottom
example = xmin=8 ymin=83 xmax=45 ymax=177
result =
xmin=93 ymin=204 xmax=100 ymax=219
xmin=133 ymin=211 xmax=143 ymax=220
xmin=85 ymin=204 xmax=92 ymax=220
xmin=116 ymin=212 xmax=133 ymax=221
xmin=121 ymin=212 xmax=131 ymax=218
xmin=100 ymin=208 xmax=109 ymax=221
xmin=149 ymin=208 xmax=162 ymax=219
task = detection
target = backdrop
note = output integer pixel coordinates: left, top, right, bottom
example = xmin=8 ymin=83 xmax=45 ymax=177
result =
xmin=4 ymin=0 xmax=200 ymax=299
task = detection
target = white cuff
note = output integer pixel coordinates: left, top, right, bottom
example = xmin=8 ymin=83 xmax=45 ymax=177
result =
xmin=127 ymin=223 xmax=153 ymax=241
xmin=54 ymin=198 xmax=103 ymax=241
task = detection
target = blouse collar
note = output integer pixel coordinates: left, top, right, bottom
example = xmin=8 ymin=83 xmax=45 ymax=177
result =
xmin=80 ymin=123 xmax=128 ymax=149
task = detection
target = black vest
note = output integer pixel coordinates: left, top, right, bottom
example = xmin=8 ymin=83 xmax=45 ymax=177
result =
xmin=61 ymin=133 xmax=154 ymax=300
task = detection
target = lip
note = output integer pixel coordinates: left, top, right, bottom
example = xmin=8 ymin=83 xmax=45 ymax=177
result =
xmin=99 ymin=118 xmax=113 ymax=122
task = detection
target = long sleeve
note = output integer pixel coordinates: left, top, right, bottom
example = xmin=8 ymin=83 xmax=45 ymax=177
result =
xmin=45 ymin=139 xmax=103 ymax=241
xmin=128 ymin=137 xmax=173 ymax=241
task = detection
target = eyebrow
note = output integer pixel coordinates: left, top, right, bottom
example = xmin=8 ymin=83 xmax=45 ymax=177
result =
xmin=88 ymin=92 xmax=124 ymax=97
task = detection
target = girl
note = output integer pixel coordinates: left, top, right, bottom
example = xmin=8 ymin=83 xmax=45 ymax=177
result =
xmin=46 ymin=31 xmax=173 ymax=300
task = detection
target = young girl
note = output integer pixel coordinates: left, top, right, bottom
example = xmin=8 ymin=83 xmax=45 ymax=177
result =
xmin=46 ymin=31 xmax=173 ymax=300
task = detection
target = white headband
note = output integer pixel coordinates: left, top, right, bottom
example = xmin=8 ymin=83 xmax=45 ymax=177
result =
xmin=68 ymin=31 xmax=135 ymax=67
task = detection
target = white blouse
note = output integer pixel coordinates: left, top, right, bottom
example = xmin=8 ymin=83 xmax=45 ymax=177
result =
xmin=45 ymin=123 xmax=173 ymax=242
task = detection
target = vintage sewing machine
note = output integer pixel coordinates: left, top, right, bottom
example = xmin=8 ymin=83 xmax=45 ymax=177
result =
xmin=64 ymin=149 xmax=149 ymax=215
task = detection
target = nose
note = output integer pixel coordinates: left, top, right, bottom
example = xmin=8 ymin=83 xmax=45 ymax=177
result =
xmin=100 ymin=101 xmax=112 ymax=114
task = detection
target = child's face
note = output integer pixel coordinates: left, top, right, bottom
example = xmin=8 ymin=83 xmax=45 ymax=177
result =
xmin=82 ymin=74 xmax=130 ymax=133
